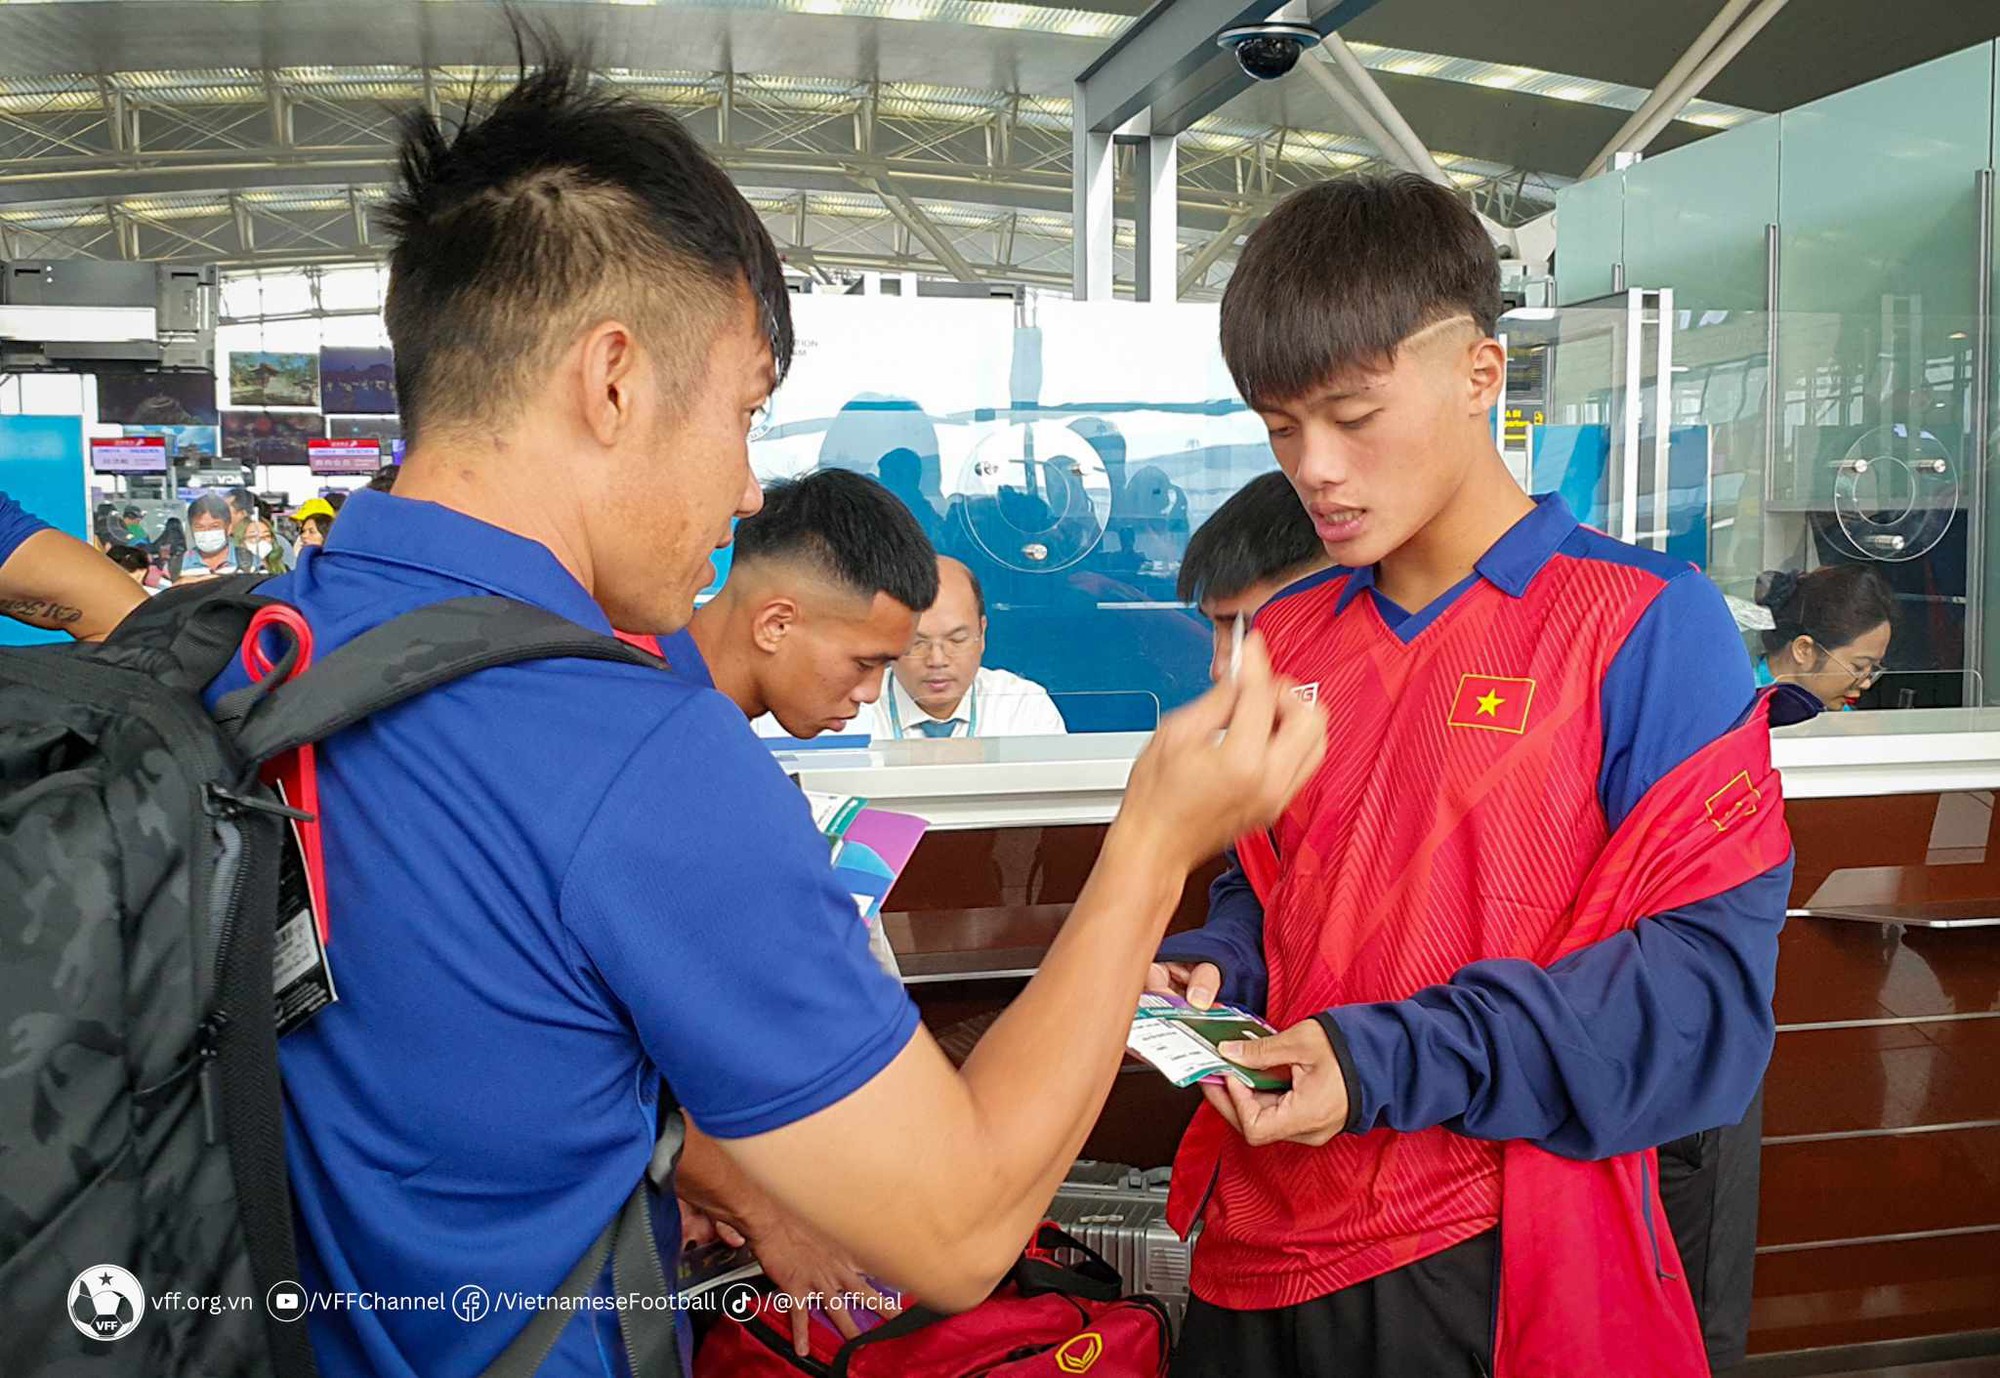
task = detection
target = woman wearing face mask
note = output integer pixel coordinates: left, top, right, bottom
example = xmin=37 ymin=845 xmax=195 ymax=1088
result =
xmin=180 ymin=493 xmax=245 ymax=580
xmin=1753 ymin=564 xmax=1895 ymax=711
xmin=240 ymin=515 xmax=288 ymax=574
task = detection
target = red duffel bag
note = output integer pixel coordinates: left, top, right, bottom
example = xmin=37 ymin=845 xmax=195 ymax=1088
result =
xmin=696 ymin=1223 xmax=1170 ymax=1377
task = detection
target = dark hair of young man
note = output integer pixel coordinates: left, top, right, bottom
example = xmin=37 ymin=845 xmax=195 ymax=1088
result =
xmin=1178 ymin=471 xmax=1326 ymax=605
xmin=734 ymin=469 xmax=939 ymax=612
xmin=379 ymin=26 xmax=794 ymax=446
xmin=105 ymin=543 xmax=151 ymax=574
xmin=1220 ymin=173 xmax=1502 ymax=410
xmin=366 ymin=464 xmax=400 ymax=494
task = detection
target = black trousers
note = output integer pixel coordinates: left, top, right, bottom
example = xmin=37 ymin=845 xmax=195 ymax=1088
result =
xmin=1170 ymin=1231 xmax=1497 ymax=1378
xmin=1172 ymin=1084 xmax=1765 ymax=1378
xmin=1658 ymin=1083 xmax=1765 ymax=1373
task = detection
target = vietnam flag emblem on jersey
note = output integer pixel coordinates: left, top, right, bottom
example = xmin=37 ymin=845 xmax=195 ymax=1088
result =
xmin=1448 ymin=673 xmax=1536 ymax=734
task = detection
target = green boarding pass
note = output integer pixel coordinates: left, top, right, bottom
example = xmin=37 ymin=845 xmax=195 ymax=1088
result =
xmin=1127 ymin=993 xmax=1291 ymax=1092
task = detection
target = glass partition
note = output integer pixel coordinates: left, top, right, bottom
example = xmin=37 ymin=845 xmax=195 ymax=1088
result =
xmin=746 ymin=289 xmax=2000 ymax=729
xmin=750 ymin=296 xmax=1268 ymax=727
xmin=1524 ymin=297 xmax=1991 ymax=710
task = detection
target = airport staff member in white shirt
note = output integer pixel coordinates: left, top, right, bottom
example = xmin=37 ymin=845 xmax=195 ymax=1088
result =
xmin=864 ymin=555 xmax=1068 ymax=739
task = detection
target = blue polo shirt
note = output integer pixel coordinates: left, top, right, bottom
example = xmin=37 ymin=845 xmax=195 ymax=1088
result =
xmin=1158 ymin=494 xmax=1796 ymax=1157
xmin=206 ymin=490 xmax=920 ymax=1378
xmin=654 ymin=628 xmax=711 ymax=688
xmin=0 ymin=489 xmax=50 ymax=565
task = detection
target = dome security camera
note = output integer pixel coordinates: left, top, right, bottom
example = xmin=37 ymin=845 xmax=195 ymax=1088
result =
xmin=1217 ymin=23 xmax=1322 ymax=82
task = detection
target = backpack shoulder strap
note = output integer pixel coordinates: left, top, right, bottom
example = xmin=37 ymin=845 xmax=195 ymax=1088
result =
xmin=474 ymin=1176 xmax=685 ymax=1378
xmin=477 ymin=1130 xmax=684 ymax=1378
xmin=90 ymin=574 xmax=275 ymax=693
xmin=227 ymin=595 xmax=664 ymax=767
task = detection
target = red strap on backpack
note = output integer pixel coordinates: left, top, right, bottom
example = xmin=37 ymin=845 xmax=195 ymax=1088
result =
xmin=240 ymin=605 xmax=329 ymax=945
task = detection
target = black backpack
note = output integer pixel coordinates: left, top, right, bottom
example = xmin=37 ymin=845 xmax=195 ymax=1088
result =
xmin=1 ymin=579 xmax=687 ymax=1377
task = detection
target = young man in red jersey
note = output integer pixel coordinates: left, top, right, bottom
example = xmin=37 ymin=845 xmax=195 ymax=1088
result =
xmin=1151 ymin=174 xmax=1803 ymax=1378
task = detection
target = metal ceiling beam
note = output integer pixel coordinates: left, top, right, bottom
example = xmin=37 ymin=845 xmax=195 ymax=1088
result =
xmin=860 ymin=171 xmax=984 ymax=282
xmin=1177 ymin=207 xmax=1250 ymax=296
xmin=1612 ymin=0 xmax=1791 ymax=165
xmin=1297 ymin=50 xmax=1425 ymax=180
xmin=0 ymin=61 xmax=1569 ymax=295
xmin=1075 ymin=0 xmax=1388 ymax=137
xmin=0 ymin=65 xmax=1566 ymax=222
xmin=1583 ymin=0 xmax=1760 ymax=178
xmin=1317 ymin=35 xmax=1450 ymax=187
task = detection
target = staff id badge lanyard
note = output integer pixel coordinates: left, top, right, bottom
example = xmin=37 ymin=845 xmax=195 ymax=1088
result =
xmin=886 ymin=681 xmax=978 ymax=738
xmin=239 ymin=604 xmax=339 ymax=1036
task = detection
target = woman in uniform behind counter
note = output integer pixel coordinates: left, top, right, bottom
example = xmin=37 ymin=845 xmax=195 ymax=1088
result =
xmin=1754 ymin=564 xmax=1895 ymax=711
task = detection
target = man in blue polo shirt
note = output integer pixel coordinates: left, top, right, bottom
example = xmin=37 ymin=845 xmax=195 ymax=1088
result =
xmin=204 ymin=41 xmax=1325 ymax=1378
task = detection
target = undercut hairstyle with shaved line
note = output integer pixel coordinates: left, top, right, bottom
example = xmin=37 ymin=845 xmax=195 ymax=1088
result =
xmin=1220 ymin=173 xmax=1502 ymax=410
xmin=733 ymin=469 xmax=940 ymax=614
xmin=1177 ymin=471 xmax=1324 ymax=605
xmin=379 ymin=24 xmax=794 ymax=445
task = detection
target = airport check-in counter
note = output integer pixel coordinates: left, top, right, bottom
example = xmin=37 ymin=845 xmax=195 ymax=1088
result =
xmin=790 ymin=713 xmax=2000 ymax=1357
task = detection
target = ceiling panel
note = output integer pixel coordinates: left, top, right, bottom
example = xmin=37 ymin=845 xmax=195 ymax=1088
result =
xmin=1340 ymin=0 xmax=2000 ymax=115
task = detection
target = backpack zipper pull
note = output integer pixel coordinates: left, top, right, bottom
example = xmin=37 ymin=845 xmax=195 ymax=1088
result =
xmin=205 ymin=782 xmax=315 ymax=824
xmin=195 ymin=1010 xmax=231 ymax=1145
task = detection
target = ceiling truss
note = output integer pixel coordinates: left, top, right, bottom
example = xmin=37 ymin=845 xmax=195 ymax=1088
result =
xmin=0 ymin=66 xmax=1569 ymax=296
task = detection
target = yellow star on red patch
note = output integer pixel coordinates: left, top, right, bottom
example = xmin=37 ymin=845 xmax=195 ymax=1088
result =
xmin=1475 ymin=689 xmax=1504 ymax=717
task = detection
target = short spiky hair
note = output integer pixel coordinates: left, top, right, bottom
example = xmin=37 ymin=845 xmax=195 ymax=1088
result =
xmin=1220 ymin=173 xmax=1500 ymax=409
xmin=381 ymin=26 xmax=793 ymax=443
xmin=1177 ymin=471 xmax=1324 ymax=604
xmin=734 ymin=470 xmax=940 ymax=613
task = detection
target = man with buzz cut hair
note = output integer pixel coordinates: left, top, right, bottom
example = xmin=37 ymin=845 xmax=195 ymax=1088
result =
xmin=684 ymin=467 xmax=938 ymax=738
xmin=198 ymin=27 xmax=1324 ymax=1378
xmin=1153 ymin=173 xmax=1800 ymax=1378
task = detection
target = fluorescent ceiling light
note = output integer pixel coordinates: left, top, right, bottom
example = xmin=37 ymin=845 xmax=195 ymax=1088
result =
xmin=1344 ymin=39 xmax=1761 ymax=130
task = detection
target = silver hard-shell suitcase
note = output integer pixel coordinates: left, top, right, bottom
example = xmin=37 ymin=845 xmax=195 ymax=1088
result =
xmin=1046 ymin=1162 xmax=1198 ymax=1330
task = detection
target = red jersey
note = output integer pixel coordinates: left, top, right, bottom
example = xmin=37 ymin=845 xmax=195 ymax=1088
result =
xmin=1165 ymin=518 xmax=1791 ymax=1376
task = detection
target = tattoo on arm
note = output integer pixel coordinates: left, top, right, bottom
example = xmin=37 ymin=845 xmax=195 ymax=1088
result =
xmin=0 ymin=596 xmax=84 ymax=627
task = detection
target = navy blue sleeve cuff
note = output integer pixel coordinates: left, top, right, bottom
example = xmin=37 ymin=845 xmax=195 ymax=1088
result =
xmin=1154 ymin=931 xmax=1237 ymax=969
xmin=1153 ymin=930 xmax=1267 ymax=1014
xmin=1313 ymin=1011 xmax=1366 ymax=1135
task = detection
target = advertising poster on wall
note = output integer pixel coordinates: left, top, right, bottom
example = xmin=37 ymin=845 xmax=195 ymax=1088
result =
xmin=95 ymin=370 xmax=220 ymax=425
xmin=327 ymin=414 xmax=402 ymax=443
xmin=123 ymin=424 xmax=220 ymax=463
xmin=319 ymin=346 xmax=396 ymax=414
xmin=221 ymin=410 xmax=320 ymax=466
xmin=228 ymin=351 xmax=320 ymax=407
